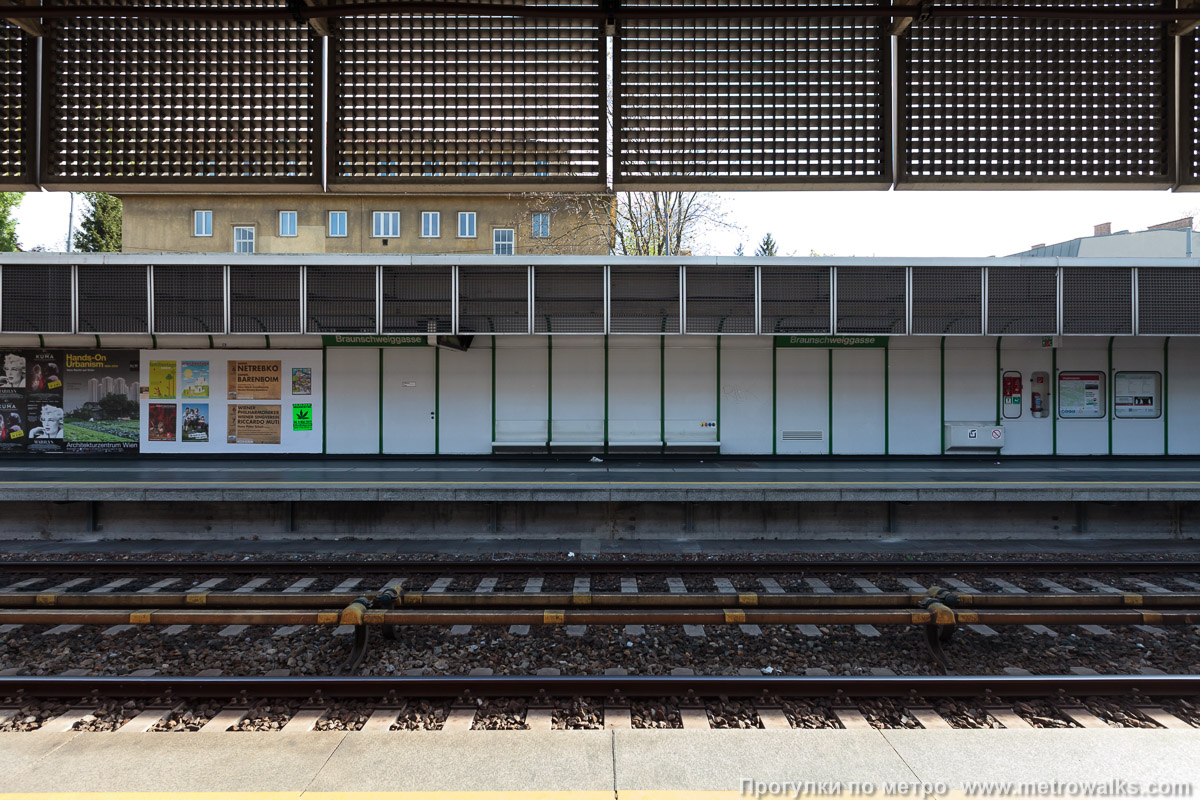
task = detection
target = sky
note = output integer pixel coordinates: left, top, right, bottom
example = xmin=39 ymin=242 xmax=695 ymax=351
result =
xmin=15 ymin=188 xmax=1200 ymax=258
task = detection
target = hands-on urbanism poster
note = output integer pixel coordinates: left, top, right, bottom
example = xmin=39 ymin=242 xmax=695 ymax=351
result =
xmin=0 ymin=350 xmax=140 ymax=454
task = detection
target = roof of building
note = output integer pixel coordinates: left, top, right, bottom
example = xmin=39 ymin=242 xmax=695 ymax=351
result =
xmin=1009 ymin=217 xmax=1194 ymax=257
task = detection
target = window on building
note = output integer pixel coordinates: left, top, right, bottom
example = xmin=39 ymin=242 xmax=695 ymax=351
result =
xmin=459 ymin=160 xmax=479 ymax=177
xmin=279 ymin=211 xmax=298 ymax=237
xmin=458 ymin=212 xmax=476 ymax=238
xmin=377 ymin=160 xmax=397 ymax=177
xmin=493 ymin=228 xmax=515 ymax=255
xmin=498 ymin=160 xmax=513 ymax=177
xmin=372 ymin=211 xmax=400 ymax=238
xmin=328 ymin=211 xmax=347 ymax=238
xmin=423 ymin=160 xmax=442 ymax=176
xmin=534 ymin=160 xmax=549 ymax=177
xmin=194 ymin=210 xmax=213 ymax=237
xmin=233 ymin=226 xmax=255 ymax=254
xmin=421 ymin=211 xmax=440 ymax=238
xmin=532 ymin=213 xmax=550 ymax=238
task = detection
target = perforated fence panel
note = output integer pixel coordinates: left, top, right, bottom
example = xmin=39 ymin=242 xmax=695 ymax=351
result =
xmin=382 ymin=266 xmax=453 ymax=333
xmin=835 ymin=267 xmax=905 ymax=334
xmin=458 ymin=265 xmax=530 ymax=334
xmin=305 ymin=266 xmax=376 ymax=333
xmin=77 ymin=266 xmax=148 ymax=333
xmin=534 ymin=266 xmax=604 ymax=333
xmin=609 ymin=265 xmax=680 ymax=333
xmin=0 ymin=265 xmax=72 ymax=332
xmin=1183 ymin=34 xmax=1200 ymax=186
xmin=911 ymin=267 xmax=982 ymax=335
xmin=901 ymin=0 xmax=1171 ymax=185
xmin=153 ymin=265 xmax=223 ymax=333
xmin=615 ymin=1 xmax=889 ymax=186
xmin=1138 ymin=267 xmax=1200 ymax=334
xmin=987 ymin=267 xmax=1057 ymax=335
xmin=43 ymin=0 xmax=318 ymax=185
xmin=760 ymin=266 xmax=830 ymax=333
xmin=1063 ymin=267 xmax=1133 ymax=334
xmin=0 ymin=26 xmax=33 ymax=184
xmin=229 ymin=266 xmax=301 ymax=333
xmin=332 ymin=1 xmax=604 ymax=185
xmin=684 ymin=266 xmax=755 ymax=333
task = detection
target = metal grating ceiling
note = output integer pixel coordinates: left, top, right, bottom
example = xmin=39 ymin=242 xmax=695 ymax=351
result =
xmin=0 ymin=26 xmax=32 ymax=183
xmin=1138 ymin=267 xmax=1200 ymax=334
xmin=911 ymin=267 xmax=982 ymax=335
xmin=988 ymin=267 xmax=1058 ymax=335
xmin=0 ymin=265 xmax=72 ymax=332
xmin=835 ymin=267 xmax=905 ymax=334
xmin=153 ymin=265 xmax=223 ymax=333
xmin=760 ymin=265 xmax=830 ymax=333
xmin=229 ymin=266 xmax=302 ymax=333
xmin=1063 ymin=267 xmax=1132 ymax=335
xmin=534 ymin=266 xmax=604 ymax=333
xmin=901 ymin=0 xmax=1171 ymax=186
xmin=1183 ymin=33 xmax=1200 ymax=186
xmin=78 ymin=266 xmax=148 ymax=333
xmin=458 ymin=265 xmax=530 ymax=334
xmin=609 ymin=265 xmax=681 ymax=333
xmin=684 ymin=266 xmax=755 ymax=333
xmin=382 ymin=266 xmax=453 ymax=333
xmin=306 ymin=265 xmax=377 ymax=333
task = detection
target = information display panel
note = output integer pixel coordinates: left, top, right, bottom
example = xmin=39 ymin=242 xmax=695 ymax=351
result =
xmin=1114 ymin=371 xmax=1161 ymax=419
xmin=1058 ymin=372 xmax=1106 ymax=419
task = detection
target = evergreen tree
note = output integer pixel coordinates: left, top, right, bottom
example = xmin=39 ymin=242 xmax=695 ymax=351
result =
xmin=755 ymin=232 xmax=778 ymax=257
xmin=0 ymin=192 xmax=22 ymax=252
xmin=73 ymin=192 xmax=122 ymax=252
xmin=734 ymin=242 xmax=744 ymax=256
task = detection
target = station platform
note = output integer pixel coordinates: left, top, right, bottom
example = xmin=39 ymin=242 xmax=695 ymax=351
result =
xmin=1 ymin=728 xmax=1197 ymax=798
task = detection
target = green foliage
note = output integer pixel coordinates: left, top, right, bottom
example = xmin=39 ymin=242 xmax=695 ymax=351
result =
xmin=98 ymin=393 xmax=138 ymax=420
xmin=0 ymin=192 xmax=23 ymax=252
xmin=73 ymin=192 xmax=122 ymax=252
xmin=734 ymin=243 xmax=744 ymax=256
xmin=755 ymin=232 xmax=779 ymax=257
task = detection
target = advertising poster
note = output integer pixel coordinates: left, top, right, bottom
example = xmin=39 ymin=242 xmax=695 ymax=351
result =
xmin=227 ymin=360 xmax=282 ymax=400
xmin=182 ymin=403 xmax=210 ymax=442
xmin=181 ymin=361 xmax=210 ymax=399
xmin=227 ymin=404 xmax=281 ymax=444
xmin=292 ymin=403 xmax=313 ymax=431
xmin=291 ymin=368 xmax=312 ymax=396
xmin=148 ymin=403 xmax=177 ymax=442
xmin=1058 ymin=373 xmax=1104 ymax=419
xmin=149 ymin=360 xmax=177 ymax=399
xmin=62 ymin=350 xmax=140 ymax=454
xmin=0 ymin=350 xmax=26 ymax=390
xmin=0 ymin=396 xmax=26 ymax=453
xmin=24 ymin=350 xmax=65 ymax=454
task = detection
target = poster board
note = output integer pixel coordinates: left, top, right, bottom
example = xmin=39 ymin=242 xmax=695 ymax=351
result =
xmin=1058 ymin=372 xmax=1105 ymax=419
xmin=1114 ymin=371 xmax=1161 ymax=419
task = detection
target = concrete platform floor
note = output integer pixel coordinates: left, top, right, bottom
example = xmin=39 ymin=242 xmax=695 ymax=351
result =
xmin=0 ymin=728 xmax=1197 ymax=798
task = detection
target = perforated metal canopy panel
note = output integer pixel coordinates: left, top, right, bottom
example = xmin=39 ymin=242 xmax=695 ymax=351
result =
xmin=684 ymin=266 xmax=755 ymax=333
xmin=332 ymin=0 xmax=604 ymax=186
xmin=306 ymin=265 xmax=376 ymax=333
xmin=153 ymin=265 xmax=223 ymax=333
xmin=0 ymin=265 xmax=72 ymax=333
xmin=835 ymin=267 xmax=905 ymax=334
xmin=78 ymin=266 xmax=148 ymax=333
xmin=615 ymin=0 xmax=889 ymax=187
xmin=912 ymin=267 xmax=982 ymax=335
xmin=458 ymin=265 xmax=530 ymax=334
xmin=760 ymin=266 xmax=830 ymax=333
xmin=42 ymin=0 xmax=318 ymax=186
xmin=534 ymin=266 xmax=604 ymax=333
xmin=382 ymin=266 xmax=453 ymax=333
xmin=987 ymin=267 xmax=1057 ymax=335
xmin=1063 ymin=267 xmax=1132 ymax=335
xmin=1138 ymin=267 xmax=1200 ymax=334
xmin=901 ymin=0 xmax=1171 ymax=186
xmin=0 ymin=27 xmax=32 ymax=184
xmin=229 ymin=266 xmax=301 ymax=333
xmin=609 ymin=265 xmax=681 ymax=333
xmin=1181 ymin=33 xmax=1200 ymax=187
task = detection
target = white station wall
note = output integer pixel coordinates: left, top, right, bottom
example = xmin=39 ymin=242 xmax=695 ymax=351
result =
xmin=718 ymin=337 xmax=772 ymax=454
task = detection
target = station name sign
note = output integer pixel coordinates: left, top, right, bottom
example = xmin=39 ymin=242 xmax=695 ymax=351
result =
xmin=774 ymin=335 xmax=888 ymax=348
xmin=322 ymin=335 xmax=428 ymax=347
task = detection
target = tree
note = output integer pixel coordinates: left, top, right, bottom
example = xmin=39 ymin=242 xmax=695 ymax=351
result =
xmin=755 ymin=233 xmax=779 ymax=257
xmin=73 ymin=192 xmax=122 ymax=252
xmin=98 ymin=393 xmax=138 ymax=420
xmin=733 ymin=243 xmax=744 ymax=257
xmin=0 ymin=192 xmax=22 ymax=252
xmin=610 ymin=191 xmax=736 ymax=256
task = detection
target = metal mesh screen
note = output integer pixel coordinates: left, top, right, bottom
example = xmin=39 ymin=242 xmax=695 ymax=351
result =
xmin=1063 ymin=268 xmax=1132 ymax=334
xmin=229 ymin=266 xmax=301 ymax=333
xmin=911 ymin=267 xmax=982 ymax=335
xmin=987 ymin=267 xmax=1057 ymax=334
xmin=0 ymin=26 xmax=32 ymax=183
xmin=153 ymin=265 xmax=223 ymax=333
xmin=835 ymin=267 xmax=905 ymax=334
xmin=534 ymin=266 xmax=604 ymax=333
xmin=43 ymin=0 xmax=318 ymax=184
xmin=1184 ymin=34 xmax=1200 ymax=185
xmin=382 ymin=266 xmax=453 ymax=333
xmin=615 ymin=1 xmax=888 ymax=185
xmin=1138 ymin=268 xmax=1200 ymax=334
xmin=684 ymin=266 xmax=755 ymax=333
xmin=902 ymin=1 xmax=1170 ymax=185
xmin=609 ymin=265 xmax=680 ymax=333
xmin=332 ymin=1 xmax=604 ymax=184
xmin=307 ymin=266 xmax=376 ymax=333
xmin=458 ymin=266 xmax=529 ymax=334
xmin=760 ymin=266 xmax=830 ymax=333
xmin=78 ymin=266 xmax=148 ymax=333
xmin=0 ymin=265 xmax=72 ymax=332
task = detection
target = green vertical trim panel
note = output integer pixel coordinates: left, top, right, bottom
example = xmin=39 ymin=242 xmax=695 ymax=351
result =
xmin=321 ymin=346 xmax=327 ymax=454
xmin=149 ymin=334 xmax=156 ymax=349
xmin=547 ymin=335 xmax=553 ymax=447
xmin=1164 ymin=337 xmax=1171 ymax=455
xmin=37 ymin=334 xmax=44 ymax=347
xmin=207 ymin=335 xmax=214 ymax=349
xmin=491 ymin=339 xmax=497 ymax=452
xmin=659 ymin=335 xmax=666 ymax=454
xmin=1051 ymin=347 xmax=1058 ymax=456
xmin=265 ymin=335 xmax=271 ymax=349
xmin=771 ymin=337 xmax=777 ymax=456
xmin=603 ymin=335 xmax=609 ymax=455
xmin=1107 ymin=336 xmax=1114 ymax=456
xmin=883 ymin=339 xmax=889 ymax=455
xmin=827 ymin=348 xmax=833 ymax=456
xmin=94 ymin=335 xmax=101 ymax=347
xmin=716 ymin=337 xmax=722 ymax=448
xmin=994 ymin=337 xmax=1002 ymax=425
xmin=939 ymin=337 xmax=946 ymax=455
xmin=434 ymin=346 xmax=441 ymax=455
xmin=377 ymin=347 xmax=384 ymax=455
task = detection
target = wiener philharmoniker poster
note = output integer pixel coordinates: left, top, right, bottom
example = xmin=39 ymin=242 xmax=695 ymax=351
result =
xmin=227 ymin=404 xmax=281 ymax=444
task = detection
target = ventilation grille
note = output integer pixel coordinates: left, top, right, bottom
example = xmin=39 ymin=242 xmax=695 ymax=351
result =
xmin=153 ymin=265 xmax=223 ymax=333
xmin=534 ymin=266 xmax=604 ymax=334
xmin=1063 ymin=267 xmax=1132 ymax=335
xmin=382 ymin=266 xmax=453 ymax=333
xmin=43 ymin=0 xmax=317 ymax=183
xmin=782 ymin=430 xmax=822 ymax=441
xmin=902 ymin=0 xmax=1170 ymax=184
xmin=615 ymin=0 xmax=888 ymax=184
xmin=305 ymin=265 xmax=376 ymax=333
xmin=0 ymin=265 xmax=72 ymax=332
xmin=1138 ymin=268 xmax=1200 ymax=334
xmin=0 ymin=26 xmax=31 ymax=182
xmin=458 ymin=266 xmax=529 ymax=334
xmin=609 ymin=265 xmax=680 ymax=333
xmin=760 ymin=266 xmax=830 ymax=333
xmin=229 ymin=266 xmax=301 ymax=333
xmin=78 ymin=266 xmax=147 ymax=333
xmin=912 ymin=267 xmax=981 ymax=335
xmin=988 ymin=267 xmax=1057 ymax=335
xmin=836 ymin=267 xmax=905 ymax=334
xmin=685 ymin=266 xmax=755 ymax=334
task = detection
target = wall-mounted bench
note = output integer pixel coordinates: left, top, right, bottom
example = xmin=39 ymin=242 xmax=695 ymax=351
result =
xmin=492 ymin=420 xmax=548 ymax=453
